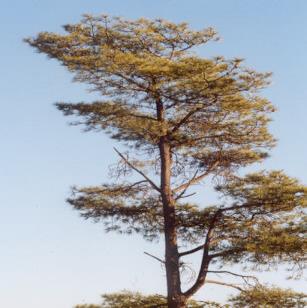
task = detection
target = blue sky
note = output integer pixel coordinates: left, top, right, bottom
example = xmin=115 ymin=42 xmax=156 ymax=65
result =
xmin=0 ymin=1 xmax=306 ymax=307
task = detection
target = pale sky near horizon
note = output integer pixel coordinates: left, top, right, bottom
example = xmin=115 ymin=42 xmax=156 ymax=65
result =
xmin=0 ymin=1 xmax=306 ymax=307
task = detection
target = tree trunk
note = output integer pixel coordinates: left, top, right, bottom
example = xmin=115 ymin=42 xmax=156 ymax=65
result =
xmin=159 ymin=138 xmax=186 ymax=307
xmin=168 ymin=297 xmax=187 ymax=308
xmin=157 ymin=99 xmax=186 ymax=308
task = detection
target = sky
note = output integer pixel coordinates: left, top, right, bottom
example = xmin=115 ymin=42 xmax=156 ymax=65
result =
xmin=0 ymin=0 xmax=306 ymax=307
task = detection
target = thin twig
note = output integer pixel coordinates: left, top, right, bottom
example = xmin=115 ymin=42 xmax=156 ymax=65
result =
xmin=176 ymin=192 xmax=196 ymax=200
xmin=206 ymin=270 xmax=259 ymax=284
xmin=174 ymin=161 xmax=219 ymax=193
xmin=114 ymin=147 xmax=160 ymax=193
xmin=175 ymin=169 xmax=199 ymax=200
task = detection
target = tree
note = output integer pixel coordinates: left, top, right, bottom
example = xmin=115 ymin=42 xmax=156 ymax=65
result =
xmin=26 ymin=15 xmax=307 ymax=308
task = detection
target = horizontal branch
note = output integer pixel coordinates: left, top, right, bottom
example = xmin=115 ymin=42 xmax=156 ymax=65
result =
xmin=180 ymin=208 xmax=223 ymax=260
xmin=209 ymin=248 xmax=244 ymax=259
xmin=206 ymin=270 xmax=259 ymax=283
xmin=206 ymin=279 xmax=244 ymax=291
xmin=179 ymin=244 xmax=205 ymax=257
xmin=179 ymin=238 xmax=221 ymax=257
xmin=114 ymin=147 xmax=161 ymax=193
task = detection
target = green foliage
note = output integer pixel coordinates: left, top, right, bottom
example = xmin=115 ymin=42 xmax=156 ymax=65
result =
xmin=75 ymin=291 xmax=223 ymax=308
xmin=76 ymin=305 xmax=101 ymax=308
xmin=76 ymin=287 xmax=307 ymax=308
xmin=210 ymin=171 xmax=307 ymax=269
xmin=228 ymin=286 xmax=307 ymax=307
xmin=67 ymin=169 xmax=307 ymax=271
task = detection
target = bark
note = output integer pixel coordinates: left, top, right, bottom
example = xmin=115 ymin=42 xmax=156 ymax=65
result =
xmin=157 ymin=99 xmax=187 ymax=308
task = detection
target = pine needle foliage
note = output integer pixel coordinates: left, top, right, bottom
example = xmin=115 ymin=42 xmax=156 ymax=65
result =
xmin=75 ymin=291 xmax=222 ymax=308
xmin=75 ymin=288 xmax=306 ymax=308
xmin=26 ymin=15 xmax=307 ymax=308
xmin=228 ymin=286 xmax=307 ymax=308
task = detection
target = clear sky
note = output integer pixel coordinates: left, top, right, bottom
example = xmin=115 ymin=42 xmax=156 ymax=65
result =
xmin=0 ymin=1 xmax=306 ymax=307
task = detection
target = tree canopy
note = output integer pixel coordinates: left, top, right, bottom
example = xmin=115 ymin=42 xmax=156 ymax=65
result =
xmin=26 ymin=14 xmax=307 ymax=307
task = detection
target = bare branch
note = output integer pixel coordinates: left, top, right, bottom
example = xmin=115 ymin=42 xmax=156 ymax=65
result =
xmin=174 ymin=169 xmax=199 ymax=199
xmin=173 ymin=161 xmax=219 ymax=194
xmin=206 ymin=270 xmax=259 ymax=284
xmin=114 ymin=147 xmax=160 ymax=193
xmin=175 ymin=192 xmax=196 ymax=200
xmin=205 ymin=279 xmax=244 ymax=291
xmin=144 ymin=251 xmax=165 ymax=264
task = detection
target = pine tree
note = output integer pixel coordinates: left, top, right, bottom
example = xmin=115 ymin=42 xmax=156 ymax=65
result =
xmin=26 ymin=15 xmax=307 ymax=308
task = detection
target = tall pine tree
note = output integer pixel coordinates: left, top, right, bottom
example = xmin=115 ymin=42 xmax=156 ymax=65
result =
xmin=26 ymin=15 xmax=306 ymax=308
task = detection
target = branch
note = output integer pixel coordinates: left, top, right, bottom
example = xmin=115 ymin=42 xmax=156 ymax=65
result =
xmin=114 ymin=148 xmax=160 ymax=193
xmin=179 ymin=208 xmax=223 ymax=259
xmin=124 ymin=180 xmax=148 ymax=190
xmin=205 ymin=279 xmax=244 ymax=291
xmin=217 ymin=200 xmax=296 ymax=218
xmin=127 ymin=112 xmax=157 ymax=121
xmin=179 ymin=244 xmax=205 ymax=257
xmin=184 ymin=210 xmax=221 ymax=296
xmin=179 ymin=238 xmax=223 ymax=257
xmin=174 ymin=169 xmax=199 ymax=199
xmin=144 ymin=252 xmax=165 ymax=264
xmin=175 ymin=192 xmax=196 ymax=200
xmin=173 ymin=161 xmax=219 ymax=193
xmin=209 ymin=248 xmax=244 ymax=259
xmin=206 ymin=270 xmax=259 ymax=284
xmin=183 ymin=209 xmax=223 ymax=297
xmin=170 ymin=106 xmax=203 ymax=134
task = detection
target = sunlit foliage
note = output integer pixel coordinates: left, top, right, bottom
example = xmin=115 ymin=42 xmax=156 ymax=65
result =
xmin=75 ymin=291 xmax=222 ymax=308
xmin=75 ymin=287 xmax=306 ymax=308
xmin=228 ymin=286 xmax=307 ymax=307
